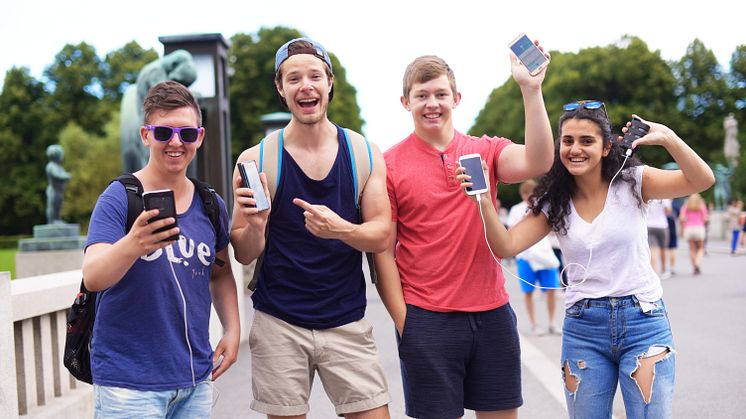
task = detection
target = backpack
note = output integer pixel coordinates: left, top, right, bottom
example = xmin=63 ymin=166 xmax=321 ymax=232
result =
xmin=246 ymin=126 xmax=376 ymax=291
xmin=63 ymin=174 xmax=223 ymax=384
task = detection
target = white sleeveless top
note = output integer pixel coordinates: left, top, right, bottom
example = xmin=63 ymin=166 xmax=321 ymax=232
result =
xmin=544 ymin=166 xmax=662 ymax=309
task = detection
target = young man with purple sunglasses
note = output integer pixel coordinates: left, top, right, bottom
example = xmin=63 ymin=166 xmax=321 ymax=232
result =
xmin=83 ymin=80 xmax=240 ymax=418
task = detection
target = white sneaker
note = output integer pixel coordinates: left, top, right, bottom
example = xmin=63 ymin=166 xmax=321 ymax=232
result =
xmin=548 ymin=325 xmax=562 ymax=335
xmin=660 ymin=271 xmax=672 ymax=280
xmin=530 ymin=325 xmax=546 ymax=336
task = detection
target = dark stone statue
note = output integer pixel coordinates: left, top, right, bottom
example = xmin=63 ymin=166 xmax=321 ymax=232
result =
xmin=120 ymin=50 xmax=198 ymax=173
xmin=45 ymin=144 xmax=71 ymax=224
xmin=713 ymin=163 xmax=733 ymax=211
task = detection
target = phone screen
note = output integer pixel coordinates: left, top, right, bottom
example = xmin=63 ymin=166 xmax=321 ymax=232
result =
xmin=238 ymin=161 xmax=270 ymax=212
xmin=142 ymin=190 xmax=179 ymax=242
xmin=460 ymin=155 xmax=488 ymax=194
xmin=509 ymin=34 xmax=548 ymax=74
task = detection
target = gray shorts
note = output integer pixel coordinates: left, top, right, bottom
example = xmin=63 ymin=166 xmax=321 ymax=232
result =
xmin=248 ymin=310 xmax=390 ymax=416
xmin=647 ymin=227 xmax=669 ymax=248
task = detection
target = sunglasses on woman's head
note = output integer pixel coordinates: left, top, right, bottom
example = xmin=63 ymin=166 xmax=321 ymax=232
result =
xmin=563 ymin=100 xmax=609 ymax=121
xmin=145 ymin=125 xmax=202 ymax=143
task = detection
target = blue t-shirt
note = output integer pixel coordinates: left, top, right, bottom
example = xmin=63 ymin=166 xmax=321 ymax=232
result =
xmin=86 ymin=180 xmax=229 ymax=391
xmin=252 ymin=126 xmax=366 ymax=329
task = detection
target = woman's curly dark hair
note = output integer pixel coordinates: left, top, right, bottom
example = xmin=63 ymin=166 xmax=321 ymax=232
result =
xmin=528 ymin=105 xmax=643 ymax=234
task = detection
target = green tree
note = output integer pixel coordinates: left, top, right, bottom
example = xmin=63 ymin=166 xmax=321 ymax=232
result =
xmin=44 ymin=42 xmax=111 ymax=135
xmin=101 ymin=41 xmax=159 ymax=106
xmin=0 ymin=67 xmax=55 ymax=234
xmin=327 ymin=53 xmax=364 ymax=134
xmin=59 ymin=116 xmax=122 ymax=227
xmin=228 ymin=27 xmax=365 ymax=161
xmin=727 ymin=45 xmax=746 ymax=200
xmin=673 ymin=39 xmax=730 ymax=161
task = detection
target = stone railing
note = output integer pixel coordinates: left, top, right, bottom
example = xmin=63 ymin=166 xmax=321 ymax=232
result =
xmin=1 ymin=270 xmax=92 ymax=419
xmin=0 ymin=246 xmax=246 ymax=418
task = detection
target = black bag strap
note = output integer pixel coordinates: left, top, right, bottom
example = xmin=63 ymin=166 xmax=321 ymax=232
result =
xmin=114 ymin=173 xmax=144 ymax=233
xmin=188 ymin=176 xmax=226 ymax=267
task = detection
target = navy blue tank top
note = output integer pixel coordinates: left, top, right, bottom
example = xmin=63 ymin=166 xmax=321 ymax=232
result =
xmin=252 ymin=126 xmax=366 ymax=329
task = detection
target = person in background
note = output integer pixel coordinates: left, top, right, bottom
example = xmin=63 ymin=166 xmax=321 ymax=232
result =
xmin=507 ymin=179 xmax=561 ymax=336
xmin=726 ymin=198 xmax=744 ymax=255
xmin=680 ymin=193 xmax=708 ymax=275
xmin=647 ymin=198 xmax=672 ymax=279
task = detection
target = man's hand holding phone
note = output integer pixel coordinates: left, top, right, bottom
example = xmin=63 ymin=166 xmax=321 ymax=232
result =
xmin=234 ymin=161 xmax=271 ymax=229
xmin=125 ymin=207 xmax=180 ymax=256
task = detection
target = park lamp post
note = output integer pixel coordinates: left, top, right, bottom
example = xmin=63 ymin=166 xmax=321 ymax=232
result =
xmin=260 ymin=112 xmax=292 ymax=136
xmin=159 ymin=33 xmax=233 ymax=211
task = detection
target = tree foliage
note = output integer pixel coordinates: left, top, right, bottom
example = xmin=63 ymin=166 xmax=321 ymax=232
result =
xmin=0 ymin=67 xmax=54 ymax=233
xmin=44 ymin=42 xmax=111 ymax=135
xmin=59 ymin=116 xmax=122 ymax=227
xmin=672 ymin=39 xmax=730 ymax=163
xmin=101 ymin=41 xmax=159 ymax=106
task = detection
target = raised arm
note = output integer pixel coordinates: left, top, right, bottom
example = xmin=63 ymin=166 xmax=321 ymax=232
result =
xmin=629 ymin=114 xmax=716 ymax=201
xmin=497 ymin=41 xmax=554 ymax=183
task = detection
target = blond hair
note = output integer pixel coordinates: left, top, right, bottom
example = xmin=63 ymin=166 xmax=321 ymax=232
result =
xmin=685 ymin=193 xmax=704 ymax=211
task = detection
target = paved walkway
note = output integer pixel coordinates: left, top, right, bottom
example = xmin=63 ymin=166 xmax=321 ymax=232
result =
xmin=213 ymin=239 xmax=746 ymax=418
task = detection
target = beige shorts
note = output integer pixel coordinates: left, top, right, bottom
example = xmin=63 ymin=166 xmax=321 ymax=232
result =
xmin=683 ymin=225 xmax=706 ymax=241
xmin=249 ymin=310 xmax=390 ymax=416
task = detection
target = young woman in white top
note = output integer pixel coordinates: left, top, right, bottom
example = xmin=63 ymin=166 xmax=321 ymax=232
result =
xmin=458 ymin=101 xmax=714 ymax=419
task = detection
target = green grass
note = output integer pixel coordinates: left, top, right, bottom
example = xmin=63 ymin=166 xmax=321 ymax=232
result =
xmin=0 ymin=248 xmax=17 ymax=279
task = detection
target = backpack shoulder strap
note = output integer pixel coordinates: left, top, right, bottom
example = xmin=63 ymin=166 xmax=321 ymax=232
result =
xmin=249 ymin=130 xmax=283 ymax=291
xmin=114 ymin=174 xmax=144 ymax=233
xmin=259 ymin=129 xmax=283 ymax=199
xmin=189 ymin=176 xmax=226 ymax=267
xmin=341 ymin=127 xmax=377 ymax=284
xmin=342 ymin=128 xmax=373 ymax=208
xmin=188 ymin=177 xmax=220 ymax=234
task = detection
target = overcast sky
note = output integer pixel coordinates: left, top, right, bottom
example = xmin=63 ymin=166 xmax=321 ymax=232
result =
xmin=3 ymin=0 xmax=743 ymax=151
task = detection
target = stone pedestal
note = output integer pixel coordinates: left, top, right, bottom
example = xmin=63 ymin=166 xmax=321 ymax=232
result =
xmin=15 ymin=224 xmax=86 ymax=278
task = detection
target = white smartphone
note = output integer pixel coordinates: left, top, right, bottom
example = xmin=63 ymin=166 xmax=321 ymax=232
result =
xmin=508 ymin=33 xmax=549 ymax=76
xmin=237 ymin=160 xmax=270 ymax=212
xmin=459 ymin=154 xmax=488 ymax=196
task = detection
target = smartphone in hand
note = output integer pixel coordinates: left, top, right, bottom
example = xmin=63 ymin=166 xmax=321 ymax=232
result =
xmin=508 ymin=33 xmax=549 ymax=76
xmin=142 ymin=189 xmax=179 ymax=242
xmin=620 ymin=117 xmax=650 ymax=155
xmin=237 ymin=160 xmax=270 ymax=212
xmin=459 ymin=154 xmax=489 ymax=195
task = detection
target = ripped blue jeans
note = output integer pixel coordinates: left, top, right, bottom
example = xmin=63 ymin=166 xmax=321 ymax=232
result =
xmin=562 ymin=296 xmax=675 ymax=419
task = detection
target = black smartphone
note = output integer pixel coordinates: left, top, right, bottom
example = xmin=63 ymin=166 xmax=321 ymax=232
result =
xmin=621 ymin=117 xmax=650 ymax=155
xmin=459 ymin=154 xmax=489 ymax=195
xmin=142 ymin=189 xmax=179 ymax=242
xmin=237 ymin=160 xmax=270 ymax=212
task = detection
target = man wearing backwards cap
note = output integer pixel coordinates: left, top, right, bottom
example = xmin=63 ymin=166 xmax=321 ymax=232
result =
xmin=231 ymin=38 xmax=392 ymax=418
